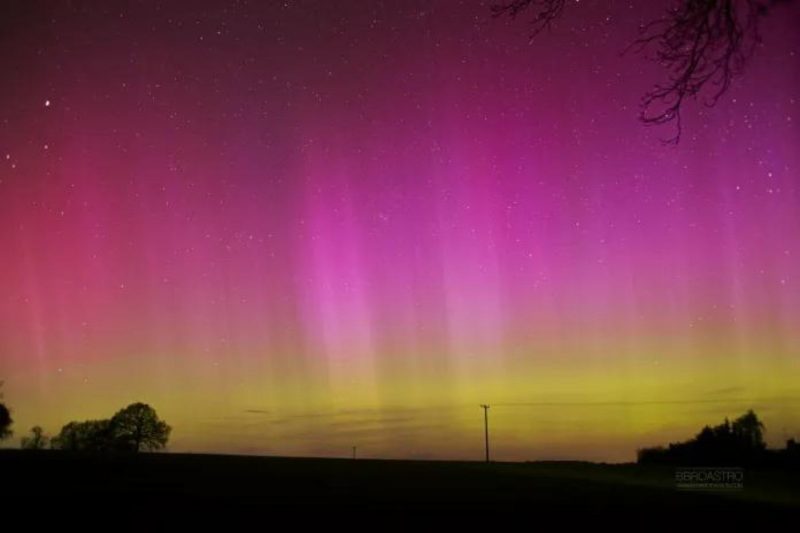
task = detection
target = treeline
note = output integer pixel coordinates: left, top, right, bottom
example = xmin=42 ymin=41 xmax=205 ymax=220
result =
xmin=51 ymin=403 xmax=171 ymax=452
xmin=4 ymin=399 xmax=171 ymax=453
xmin=638 ymin=410 xmax=800 ymax=467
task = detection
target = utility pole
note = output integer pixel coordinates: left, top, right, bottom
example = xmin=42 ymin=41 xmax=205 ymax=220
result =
xmin=352 ymin=446 xmax=357 ymax=460
xmin=480 ymin=404 xmax=490 ymax=462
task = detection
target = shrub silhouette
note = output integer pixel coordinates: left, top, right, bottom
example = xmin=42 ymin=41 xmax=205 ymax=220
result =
xmin=21 ymin=426 xmax=49 ymax=450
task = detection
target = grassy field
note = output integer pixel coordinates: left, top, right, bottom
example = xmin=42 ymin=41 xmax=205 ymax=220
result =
xmin=1 ymin=450 xmax=797 ymax=522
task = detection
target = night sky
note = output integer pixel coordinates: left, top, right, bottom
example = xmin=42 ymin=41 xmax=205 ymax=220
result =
xmin=0 ymin=1 xmax=798 ymax=461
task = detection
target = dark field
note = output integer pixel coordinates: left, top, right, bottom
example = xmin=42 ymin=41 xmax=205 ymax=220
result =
xmin=2 ymin=450 xmax=798 ymax=524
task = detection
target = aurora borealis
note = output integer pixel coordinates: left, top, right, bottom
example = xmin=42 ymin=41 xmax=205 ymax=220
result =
xmin=0 ymin=1 xmax=798 ymax=462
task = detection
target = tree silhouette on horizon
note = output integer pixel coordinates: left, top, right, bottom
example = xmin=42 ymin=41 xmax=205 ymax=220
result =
xmin=638 ymin=409 xmax=771 ymax=465
xmin=110 ymin=403 xmax=171 ymax=452
xmin=0 ymin=381 xmax=12 ymax=441
xmin=21 ymin=426 xmax=49 ymax=450
xmin=50 ymin=402 xmax=171 ymax=453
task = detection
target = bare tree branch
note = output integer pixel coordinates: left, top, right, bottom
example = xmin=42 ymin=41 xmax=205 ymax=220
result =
xmin=491 ymin=0 xmax=567 ymax=41
xmin=631 ymin=0 xmax=771 ymax=143
xmin=494 ymin=0 xmax=790 ymax=143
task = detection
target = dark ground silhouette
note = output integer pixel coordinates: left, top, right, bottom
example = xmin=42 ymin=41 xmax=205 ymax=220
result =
xmin=4 ymin=404 xmax=798 ymax=522
xmin=1 ymin=450 xmax=797 ymax=525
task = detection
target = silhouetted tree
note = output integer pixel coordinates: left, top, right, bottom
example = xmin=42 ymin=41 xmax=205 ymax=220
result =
xmin=493 ymin=0 xmax=795 ymax=142
xmin=49 ymin=422 xmax=76 ymax=450
xmin=50 ymin=419 xmax=116 ymax=451
xmin=20 ymin=426 xmax=49 ymax=450
xmin=109 ymin=403 xmax=171 ymax=452
xmin=731 ymin=409 xmax=765 ymax=449
xmin=0 ymin=403 xmax=11 ymax=441
xmin=776 ymin=437 xmax=800 ymax=467
xmin=0 ymin=381 xmax=11 ymax=440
